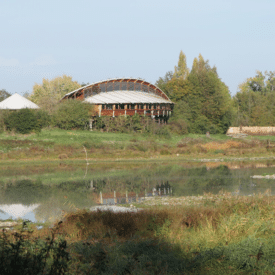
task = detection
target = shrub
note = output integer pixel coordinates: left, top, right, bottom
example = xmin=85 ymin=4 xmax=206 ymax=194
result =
xmin=52 ymin=100 xmax=91 ymax=130
xmin=4 ymin=109 xmax=43 ymax=134
xmin=0 ymin=110 xmax=6 ymax=133
xmin=0 ymin=221 xmax=69 ymax=275
xmin=36 ymin=109 xmax=51 ymax=129
xmin=155 ymin=125 xmax=172 ymax=139
xmin=168 ymin=119 xmax=189 ymax=135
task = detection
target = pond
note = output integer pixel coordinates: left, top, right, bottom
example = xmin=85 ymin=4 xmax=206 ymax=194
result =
xmin=1 ymin=159 xmax=275 ymax=224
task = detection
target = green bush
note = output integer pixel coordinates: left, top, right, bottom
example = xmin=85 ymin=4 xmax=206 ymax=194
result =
xmin=0 ymin=221 xmax=69 ymax=275
xmin=0 ymin=110 xmax=6 ymax=133
xmin=168 ymin=119 xmax=189 ymax=135
xmin=52 ymin=100 xmax=91 ymax=130
xmin=36 ymin=109 xmax=51 ymax=129
xmin=4 ymin=109 xmax=43 ymax=134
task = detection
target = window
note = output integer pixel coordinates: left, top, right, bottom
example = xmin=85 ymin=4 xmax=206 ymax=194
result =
xmin=135 ymin=83 xmax=141 ymax=91
xmin=114 ymin=82 xmax=120 ymax=91
xmin=141 ymin=84 xmax=149 ymax=93
xmin=107 ymin=82 xmax=114 ymax=92
xmin=92 ymin=85 xmax=100 ymax=95
xmin=100 ymin=83 xmax=106 ymax=92
xmin=128 ymin=82 xmax=134 ymax=91
xmin=120 ymin=82 xmax=127 ymax=90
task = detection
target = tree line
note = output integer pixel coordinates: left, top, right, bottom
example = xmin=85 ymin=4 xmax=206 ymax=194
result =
xmin=1 ymin=52 xmax=275 ymax=134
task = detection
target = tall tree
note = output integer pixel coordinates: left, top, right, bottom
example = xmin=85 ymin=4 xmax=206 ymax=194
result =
xmin=0 ymin=89 xmax=11 ymax=102
xmin=173 ymin=50 xmax=189 ymax=80
xmin=187 ymin=54 xmax=234 ymax=133
xmin=155 ymin=71 xmax=173 ymax=97
xmin=29 ymin=75 xmax=81 ymax=112
xmin=233 ymin=70 xmax=275 ymax=126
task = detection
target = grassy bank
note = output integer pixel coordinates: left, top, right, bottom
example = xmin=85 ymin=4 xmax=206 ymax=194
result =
xmin=2 ymin=191 xmax=275 ymax=274
xmin=1 ymin=129 xmax=275 ymax=162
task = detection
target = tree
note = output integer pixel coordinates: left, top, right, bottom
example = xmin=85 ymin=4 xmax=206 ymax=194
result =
xmin=233 ymin=70 xmax=275 ymax=126
xmin=0 ymin=89 xmax=11 ymax=102
xmin=155 ymin=71 xmax=173 ymax=98
xmin=173 ymin=50 xmax=189 ymax=80
xmin=155 ymin=52 xmax=235 ymax=134
xmin=187 ymin=54 xmax=234 ymax=133
xmin=29 ymin=75 xmax=81 ymax=113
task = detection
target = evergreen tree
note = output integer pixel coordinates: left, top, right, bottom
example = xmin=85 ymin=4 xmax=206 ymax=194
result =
xmin=187 ymin=54 xmax=234 ymax=133
xmin=173 ymin=51 xmax=189 ymax=80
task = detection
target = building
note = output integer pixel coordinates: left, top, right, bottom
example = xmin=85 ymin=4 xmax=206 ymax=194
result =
xmin=61 ymin=78 xmax=174 ymax=124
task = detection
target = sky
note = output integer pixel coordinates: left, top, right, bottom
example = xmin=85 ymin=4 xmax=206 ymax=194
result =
xmin=0 ymin=0 xmax=274 ymax=97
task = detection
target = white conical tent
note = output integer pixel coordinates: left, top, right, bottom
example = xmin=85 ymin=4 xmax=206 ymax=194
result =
xmin=0 ymin=93 xmax=39 ymax=109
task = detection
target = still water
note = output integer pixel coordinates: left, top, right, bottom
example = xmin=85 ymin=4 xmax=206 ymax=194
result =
xmin=1 ymin=159 xmax=275 ymax=223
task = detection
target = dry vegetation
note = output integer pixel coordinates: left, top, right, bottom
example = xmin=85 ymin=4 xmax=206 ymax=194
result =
xmin=3 ymin=191 xmax=275 ymax=273
xmin=1 ymin=129 xmax=275 ymax=161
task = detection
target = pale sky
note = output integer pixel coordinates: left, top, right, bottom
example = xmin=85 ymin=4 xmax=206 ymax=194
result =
xmin=1 ymin=0 xmax=274 ymax=96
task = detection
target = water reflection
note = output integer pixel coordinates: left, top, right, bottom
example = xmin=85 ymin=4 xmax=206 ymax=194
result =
xmin=1 ymin=160 xmax=275 ymax=223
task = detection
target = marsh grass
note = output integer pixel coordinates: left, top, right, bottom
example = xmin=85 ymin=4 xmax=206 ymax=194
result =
xmin=3 ymin=192 xmax=275 ymax=273
xmin=2 ymin=129 xmax=275 ymax=161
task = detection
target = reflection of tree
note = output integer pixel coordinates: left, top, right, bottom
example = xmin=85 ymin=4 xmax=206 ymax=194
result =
xmin=34 ymin=198 xmax=63 ymax=223
xmin=34 ymin=185 xmax=96 ymax=223
xmin=1 ymin=180 xmax=50 ymax=205
xmin=186 ymin=165 xmax=233 ymax=195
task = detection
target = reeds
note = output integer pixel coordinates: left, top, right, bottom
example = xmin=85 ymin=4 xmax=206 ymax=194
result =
xmin=3 ymin=192 xmax=275 ymax=273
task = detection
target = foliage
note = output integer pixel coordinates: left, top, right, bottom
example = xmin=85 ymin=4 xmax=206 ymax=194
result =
xmin=0 ymin=110 xmax=6 ymax=133
xmin=0 ymin=221 xmax=69 ymax=275
xmin=94 ymin=114 xmax=172 ymax=138
xmin=52 ymin=100 xmax=91 ymax=130
xmin=233 ymin=70 xmax=275 ymax=126
xmin=4 ymin=109 xmax=44 ymax=134
xmin=157 ymin=51 xmax=235 ymax=134
xmin=29 ymin=75 xmax=81 ymax=113
xmin=173 ymin=50 xmax=189 ymax=80
xmin=0 ymin=89 xmax=11 ymax=102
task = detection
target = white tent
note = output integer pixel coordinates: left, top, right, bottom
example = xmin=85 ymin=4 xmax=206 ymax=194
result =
xmin=0 ymin=93 xmax=39 ymax=109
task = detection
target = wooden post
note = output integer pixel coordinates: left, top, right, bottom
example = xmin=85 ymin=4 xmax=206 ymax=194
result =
xmin=126 ymin=190 xmax=128 ymax=203
xmin=100 ymin=191 xmax=103 ymax=204
xmin=90 ymin=180 xmax=93 ymax=190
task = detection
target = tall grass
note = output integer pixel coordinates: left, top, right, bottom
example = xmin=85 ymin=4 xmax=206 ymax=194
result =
xmin=1 ymin=128 xmax=275 ymax=161
xmin=3 ymin=191 xmax=275 ymax=273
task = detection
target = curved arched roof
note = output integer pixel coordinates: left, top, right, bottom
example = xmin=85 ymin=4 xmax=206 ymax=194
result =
xmin=61 ymin=78 xmax=173 ymax=104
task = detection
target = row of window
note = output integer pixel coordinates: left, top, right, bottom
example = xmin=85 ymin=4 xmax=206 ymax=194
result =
xmin=102 ymin=104 xmax=169 ymax=110
xmin=84 ymin=82 xmax=159 ymax=97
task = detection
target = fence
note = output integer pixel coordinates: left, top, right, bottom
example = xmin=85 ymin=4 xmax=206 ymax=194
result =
xmin=96 ymin=187 xmax=172 ymax=205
